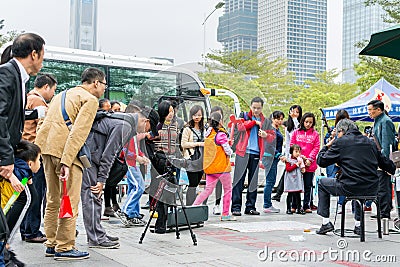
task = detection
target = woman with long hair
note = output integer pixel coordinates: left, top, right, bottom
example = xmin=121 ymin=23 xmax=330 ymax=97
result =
xmin=290 ymin=112 xmax=320 ymax=213
xmin=181 ymin=105 xmax=205 ymax=205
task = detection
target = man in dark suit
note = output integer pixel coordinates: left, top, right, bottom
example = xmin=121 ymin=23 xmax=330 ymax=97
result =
xmin=0 ymin=33 xmax=45 ymax=265
xmin=0 ymin=33 xmax=45 ymax=179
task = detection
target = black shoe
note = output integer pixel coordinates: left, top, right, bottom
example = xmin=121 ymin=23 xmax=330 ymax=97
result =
xmin=45 ymin=247 xmax=56 ymax=257
xmin=296 ymin=209 xmax=306 ymax=215
xmin=6 ymin=250 xmax=25 ymax=267
xmin=286 ymin=210 xmax=293 ymax=215
xmin=232 ymin=211 xmax=241 ymax=216
xmin=370 ymin=214 xmax=390 ymax=219
xmin=316 ymin=222 xmax=334 ymax=235
xmin=89 ymin=240 xmax=120 ymax=249
xmin=354 ymin=226 xmax=361 ymax=235
xmin=106 ymin=235 xmax=119 ymax=242
xmin=245 ymin=209 xmax=260 ymax=215
xmin=272 ymin=194 xmax=281 ymax=202
xmin=154 ymin=228 xmax=166 ymax=234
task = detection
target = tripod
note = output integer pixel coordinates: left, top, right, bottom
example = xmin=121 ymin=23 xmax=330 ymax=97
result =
xmin=139 ymin=172 xmax=197 ymax=246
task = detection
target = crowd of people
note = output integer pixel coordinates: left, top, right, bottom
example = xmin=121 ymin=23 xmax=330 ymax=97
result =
xmin=0 ymin=33 xmax=398 ymax=265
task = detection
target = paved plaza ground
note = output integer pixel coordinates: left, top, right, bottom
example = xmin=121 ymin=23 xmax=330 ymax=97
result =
xmin=11 ymin=190 xmax=400 ymax=267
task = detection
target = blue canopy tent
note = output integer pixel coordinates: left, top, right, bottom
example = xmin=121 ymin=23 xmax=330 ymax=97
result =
xmin=322 ymin=78 xmax=400 ymax=122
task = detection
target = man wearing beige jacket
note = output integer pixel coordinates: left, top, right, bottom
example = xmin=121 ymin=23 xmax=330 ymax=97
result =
xmin=36 ymin=67 xmax=106 ymax=261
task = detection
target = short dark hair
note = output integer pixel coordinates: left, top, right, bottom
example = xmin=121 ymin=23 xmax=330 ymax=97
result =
xmin=299 ymin=112 xmax=316 ymax=131
xmin=158 ymin=100 xmax=172 ymax=124
xmin=98 ymin=98 xmax=110 ymax=109
xmin=367 ymin=100 xmax=384 ymax=111
xmin=143 ymin=106 xmax=160 ymax=136
xmin=289 ymin=144 xmax=301 ymax=155
xmin=14 ymin=140 xmax=41 ymax=162
xmin=251 ymin=97 xmax=264 ymax=106
xmin=12 ymin=33 xmax=45 ymax=58
xmin=34 ymin=73 xmax=57 ymax=88
xmin=271 ymin=110 xmax=285 ymax=120
xmin=110 ymin=101 xmax=120 ymax=108
xmin=81 ymin=67 xmax=105 ymax=84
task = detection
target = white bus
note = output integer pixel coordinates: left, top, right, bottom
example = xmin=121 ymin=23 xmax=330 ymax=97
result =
xmin=31 ymin=46 xmax=213 ymax=120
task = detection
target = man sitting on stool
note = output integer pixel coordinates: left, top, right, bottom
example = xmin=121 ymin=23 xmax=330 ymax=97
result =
xmin=316 ymin=119 xmax=395 ymax=235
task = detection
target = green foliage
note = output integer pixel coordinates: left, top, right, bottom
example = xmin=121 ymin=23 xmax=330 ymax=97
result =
xmin=0 ymin=19 xmax=21 ymax=49
xmin=292 ymin=70 xmax=359 ymax=130
xmin=364 ymin=0 xmax=400 ymax=23
xmin=355 ymin=55 xmax=400 ymax=89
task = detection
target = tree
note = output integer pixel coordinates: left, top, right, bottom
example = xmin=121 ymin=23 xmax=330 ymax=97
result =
xmin=364 ymin=0 xmax=400 ymax=23
xmin=0 ymin=19 xmax=20 ymax=47
xmin=200 ymin=49 xmax=294 ymax=115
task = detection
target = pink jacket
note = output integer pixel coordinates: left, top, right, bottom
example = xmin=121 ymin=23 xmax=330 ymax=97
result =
xmin=290 ymin=128 xmax=320 ymax=172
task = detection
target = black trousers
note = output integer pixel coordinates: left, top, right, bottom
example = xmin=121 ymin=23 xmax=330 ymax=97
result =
xmin=186 ymin=171 xmax=203 ymax=206
xmin=377 ymin=170 xmax=392 ymax=218
xmin=275 ymin=170 xmax=285 ymax=196
xmin=317 ymin=178 xmax=363 ymax=221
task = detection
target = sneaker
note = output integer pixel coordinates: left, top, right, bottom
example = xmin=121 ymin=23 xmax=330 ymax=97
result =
xmin=103 ymin=207 xmax=115 ymax=217
xmin=106 ymin=235 xmax=119 ymax=242
xmin=220 ymin=215 xmax=237 ymax=221
xmin=123 ymin=217 xmax=146 ymax=227
xmin=232 ymin=211 xmax=242 ymax=216
xmin=263 ymin=206 xmax=280 ymax=213
xmin=286 ymin=209 xmax=293 ymax=215
xmin=45 ymin=247 xmax=56 ymax=257
xmin=54 ymin=249 xmax=90 ymax=261
xmin=245 ymin=209 xmax=260 ymax=215
xmin=310 ymin=204 xmax=318 ymax=211
xmin=364 ymin=206 xmax=372 ymax=212
xmin=316 ymin=222 xmax=334 ymax=235
xmin=213 ymin=205 xmax=221 ymax=215
xmin=89 ymin=240 xmax=120 ymax=249
xmin=354 ymin=225 xmax=361 ymax=235
xmin=305 ymin=209 xmax=312 ymax=213
xmin=115 ymin=210 xmax=129 ymax=224
xmin=271 ymin=194 xmax=281 ymax=202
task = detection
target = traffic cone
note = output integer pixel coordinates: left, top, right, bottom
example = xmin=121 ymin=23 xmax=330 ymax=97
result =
xmin=59 ymin=179 xmax=73 ymax=218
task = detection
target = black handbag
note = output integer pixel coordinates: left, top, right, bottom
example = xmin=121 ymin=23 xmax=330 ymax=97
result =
xmin=107 ymin=157 xmax=128 ymax=187
xmin=61 ymin=90 xmax=92 ymax=168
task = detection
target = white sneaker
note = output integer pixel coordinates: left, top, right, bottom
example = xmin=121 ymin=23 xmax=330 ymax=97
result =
xmin=263 ymin=206 xmax=280 ymax=213
xmin=213 ymin=205 xmax=221 ymax=215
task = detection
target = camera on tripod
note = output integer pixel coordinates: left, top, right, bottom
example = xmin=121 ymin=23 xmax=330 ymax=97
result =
xmin=154 ymin=165 xmax=178 ymax=206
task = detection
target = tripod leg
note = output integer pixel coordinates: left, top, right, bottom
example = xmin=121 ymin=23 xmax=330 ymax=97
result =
xmin=173 ymin=205 xmax=180 ymax=239
xmin=139 ymin=202 xmax=158 ymax=244
xmin=139 ymin=186 xmax=165 ymax=244
xmin=177 ymin=187 xmax=197 ymax=246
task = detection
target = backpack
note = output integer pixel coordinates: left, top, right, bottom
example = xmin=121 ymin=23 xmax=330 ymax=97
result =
xmin=230 ymin=112 xmax=249 ymax=152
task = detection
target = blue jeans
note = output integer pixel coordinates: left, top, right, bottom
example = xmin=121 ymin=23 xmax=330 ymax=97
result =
xmin=263 ymin=157 xmax=279 ymax=208
xmin=20 ymin=165 xmax=46 ymax=239
xmin=122 ymin=166 xmax=145 ymax=218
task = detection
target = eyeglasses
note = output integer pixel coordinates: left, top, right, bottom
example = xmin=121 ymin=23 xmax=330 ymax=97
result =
xmin=98 ymin=81 xmax=108 ymax=89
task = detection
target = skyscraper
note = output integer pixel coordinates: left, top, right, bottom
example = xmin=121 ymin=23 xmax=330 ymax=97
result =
xmin=258 ymin=0 xmax=327 ymax=84
xmin=342 ymin=0 xmax=391 ymax=83
xmin=217 ymin=0 xmax=258 ymax=52
xmin=69 ymin=0 xmax=98 ymax=51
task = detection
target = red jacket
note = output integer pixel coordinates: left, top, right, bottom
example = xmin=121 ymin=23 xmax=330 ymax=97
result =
xmin=235 ymin=110 xmax=275 ymax=158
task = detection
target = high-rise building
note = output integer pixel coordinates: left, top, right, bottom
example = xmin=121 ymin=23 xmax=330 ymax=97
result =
xmin=69 ymin=0 xmax=98 ymax=51
xmin=342 ymin=0 xmax=391 ymax=83
xmin=217 ymin=0 xmax=258 ymax=52
xmin=258 ymin=0 xmax=327 ymax=84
